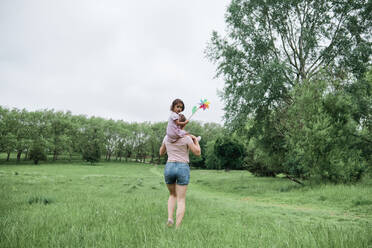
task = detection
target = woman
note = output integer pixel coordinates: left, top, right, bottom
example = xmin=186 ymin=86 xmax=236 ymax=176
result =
xmin=159 ymin=114 xmax=201 ymax=228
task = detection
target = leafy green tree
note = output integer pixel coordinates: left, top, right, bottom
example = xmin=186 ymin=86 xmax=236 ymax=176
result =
xmin=45 ymin=110 xmax=74 ymax=161
xmin=205 ymin=140 xmax=222 ymax=170
xmin=214 ymin=136 xmax=245 ymax=171
xmin=82 ymin=127 xmax=101 ymax=164
xmin=81 ymin=117 xmax=104 ymax=164
xmin=103 ymin=119 xmax=120 ymax=161
xmin=201 ymin=123 xmax=224 ymax=142
xmin=149 ymin=122 xmax=167 ymax=164
xmin=207 ymin=0 xmax=371 ymax=179
xmin=29 ymin=139 xmax=47 ymax=165
xmin=0 ymin=107 xmax=17 ymax=161
xmin=243 ymin=132 xmax=279 ymax=177
xmin=133 ymin=122 xmax=151 ymax=163
xmin=2 ymin=134 xmax=16 ymax=161
xmin=208 ymin=0 xmax=371 ymax=129
xmin=185 ymin=121 xmax=204 ymax=167
xmin=197 ymin=122 xmax=224 ymax=168
xmin=71 ymin=114 xmax=89 ymax=160
xmin=123 ymin=124 xmax=136 ymax=162
xmin=64 ymin=117 xmax=79 ymax=161
xmin=284 ymin=78 xmax=366 ymax=182
xmin=348 ymin=68 xmax=372 ymax=170
xmin=10 ymin=109 xmax=30 ymax=162
xmin=114 ymin=121 xmax=129 ymax=162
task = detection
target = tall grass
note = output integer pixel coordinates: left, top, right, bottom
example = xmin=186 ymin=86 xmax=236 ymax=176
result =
xmin=0 ymin=163 xmax=371 ymax=247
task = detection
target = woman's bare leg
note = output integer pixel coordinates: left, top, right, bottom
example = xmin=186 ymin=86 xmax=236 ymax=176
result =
xmin=166 ymin=184 xmax=177 ymax=225
xmin=175 ymin=184 xmax=188 ymax=228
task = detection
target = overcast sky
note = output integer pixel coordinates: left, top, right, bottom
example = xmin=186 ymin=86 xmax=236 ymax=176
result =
xmin=0 ymin=0 xmax=229 ymax=124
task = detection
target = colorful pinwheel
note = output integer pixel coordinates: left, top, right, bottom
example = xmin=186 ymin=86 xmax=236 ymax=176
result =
xmin=189 ymin=99 xmax=210 ymax=120
xmin=199 ymin=99 xmax=210 ymax=110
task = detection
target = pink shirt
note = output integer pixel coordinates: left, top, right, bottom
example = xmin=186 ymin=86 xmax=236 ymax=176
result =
xmin=163 ymin=135 xmax=193 ymax=163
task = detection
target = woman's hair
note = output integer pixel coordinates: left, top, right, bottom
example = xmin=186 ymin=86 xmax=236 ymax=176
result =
xmin=178 ymin=114 xmax=187 ymax=128
xmin=178 ymin=113 xmax=186 ymax=122
xmin=170 ymin=98 xmax=185 ymax=111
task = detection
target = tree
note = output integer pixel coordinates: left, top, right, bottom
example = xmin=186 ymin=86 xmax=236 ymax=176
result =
xmin=71 ymin=114 xmax=89 ymax=160
xmin=0 ymin=107 xmax=17 ymax=161
xmin=149 ymin=122 xmax=167 ymax=164
xmin=205 ymin=140 xmax=222 ymax=170
xmin=133 ymin=122 xmax=151 ymax=163
xmin=284 ymin=77 xmax=366 ymax=182
xmin=82 ymin=128 xmax=101 ymax=164
xmin=10 ymin=109 xmax=30 ymax=162
xmin=29 ymin=139 xmax=47 ymax=165
xmin=207 ymin=0 xmax=371 ymax=180
xmin=81 ymin=118 xmax=104 ymax=164
xmin=214 ymin=136 xmax=245 ymax=171
xmin=45 ymin=110 xmax=72 ymax=161
xmin=207 ymin=0 xmax=371 ymax=130
xmin=103 ymin=119 xmax=120 ymax=161
xmin=185 ymin=121 xmax=205 ymax=167
xmin=123 ymin=124 xmax=136 ymax=162
xmin=114 ymin=121 xmax=129 ymax=162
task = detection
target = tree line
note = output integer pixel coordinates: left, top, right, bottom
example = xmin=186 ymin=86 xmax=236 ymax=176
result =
xmin=0 ymin=106 xmax=225 ymax=167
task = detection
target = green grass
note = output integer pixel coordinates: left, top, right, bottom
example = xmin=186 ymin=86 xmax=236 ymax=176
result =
xmin=0 ymin=162 xmax=371 ymax=247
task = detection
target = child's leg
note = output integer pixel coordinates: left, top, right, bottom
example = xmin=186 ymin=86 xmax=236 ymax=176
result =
xmin=186 ymin=133 xmax=201 ymax=142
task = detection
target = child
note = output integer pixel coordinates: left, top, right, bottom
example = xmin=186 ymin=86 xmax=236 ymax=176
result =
xmin=166 ymin=99 xmax=200 ymax=143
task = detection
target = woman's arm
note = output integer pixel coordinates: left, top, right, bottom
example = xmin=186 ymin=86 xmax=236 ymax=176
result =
xmin=175 ymin=119 xmax=189 ymax=126
xmin=188 ymin=135 xmax=201 ymax=156
xmin=159 ymin=143 xmax=167 ymax=156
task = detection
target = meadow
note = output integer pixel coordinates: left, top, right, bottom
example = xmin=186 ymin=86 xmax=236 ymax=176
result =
xmin=0 ymin=162 xmax=371 ymax=248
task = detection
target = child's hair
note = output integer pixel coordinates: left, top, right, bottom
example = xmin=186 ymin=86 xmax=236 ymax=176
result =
xmin=170 ymin=99 xmax=185 ymax=111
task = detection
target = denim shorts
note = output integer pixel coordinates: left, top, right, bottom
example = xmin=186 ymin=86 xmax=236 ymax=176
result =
xmin=164 ymin=162 xmax=190 ymax=185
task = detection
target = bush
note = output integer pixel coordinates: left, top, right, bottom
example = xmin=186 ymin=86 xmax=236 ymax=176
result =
xmin=214 ymin=136 xmax=245 ymax=171
xmin=28 ymin=195 xmax=52 ymax=205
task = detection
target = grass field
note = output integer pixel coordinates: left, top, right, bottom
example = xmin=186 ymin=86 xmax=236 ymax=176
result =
xmin=0 ymin=162 xmax=371 ymax=247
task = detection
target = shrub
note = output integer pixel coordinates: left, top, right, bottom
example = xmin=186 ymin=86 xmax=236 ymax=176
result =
xmin=214 ymin=136 xmax=245 ymax=171
xmin=28 ymin=195 xmax=52 ymax=205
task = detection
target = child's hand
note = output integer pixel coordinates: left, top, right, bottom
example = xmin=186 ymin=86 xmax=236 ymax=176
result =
xmin=184 ymin=120 xmax=189 ymax=125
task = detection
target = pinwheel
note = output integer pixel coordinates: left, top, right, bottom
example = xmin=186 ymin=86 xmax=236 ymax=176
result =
xmin=188 ymin=99 xmax=210 ymax=120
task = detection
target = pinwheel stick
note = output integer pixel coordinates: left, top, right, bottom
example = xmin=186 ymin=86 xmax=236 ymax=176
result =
xmin=188 ymin=107 xmax=200 ymax=120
